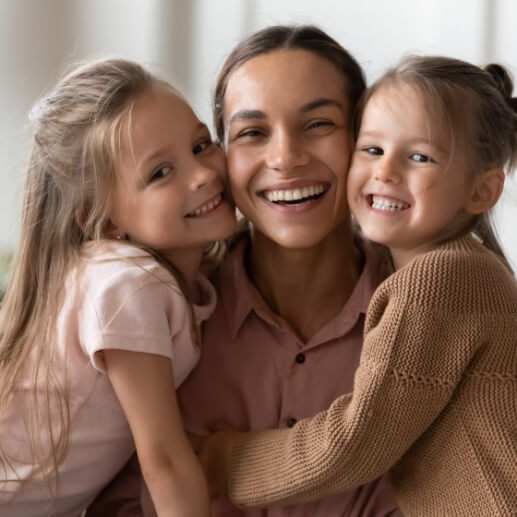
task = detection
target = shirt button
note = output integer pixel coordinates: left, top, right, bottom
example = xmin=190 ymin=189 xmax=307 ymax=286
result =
xmin=295 ymin=352 xmax=306 ymax=364
xmin=287 ymin=417 xmax=297 ymax=428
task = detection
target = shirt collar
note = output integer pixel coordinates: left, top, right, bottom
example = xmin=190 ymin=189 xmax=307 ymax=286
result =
xmin=217 ymin=236 xmax=390 ymax=341
xmin=217 ymin=239 xmax=260 ymax=339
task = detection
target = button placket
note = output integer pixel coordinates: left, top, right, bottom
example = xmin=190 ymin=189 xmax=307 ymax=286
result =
xmin=286 ymin=417 xmax=297 ymax=427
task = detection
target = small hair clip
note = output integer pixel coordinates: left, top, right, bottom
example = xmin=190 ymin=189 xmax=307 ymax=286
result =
xmin=28 ymin=99 xmax=46 ymax=122
xmin=471 ymin=232 xmax=484 ymax=244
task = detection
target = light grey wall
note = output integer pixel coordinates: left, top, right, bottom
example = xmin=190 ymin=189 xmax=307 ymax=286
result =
xmin=1 ymin=0 xmax=516 ymax=267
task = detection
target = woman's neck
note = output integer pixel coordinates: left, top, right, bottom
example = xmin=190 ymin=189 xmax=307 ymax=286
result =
xmin=248 ymin=222 xmax=361 ymax=342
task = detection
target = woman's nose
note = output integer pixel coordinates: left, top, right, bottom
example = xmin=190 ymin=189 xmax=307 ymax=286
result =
xmin=264 ymin=130 xmax=309 ymax=173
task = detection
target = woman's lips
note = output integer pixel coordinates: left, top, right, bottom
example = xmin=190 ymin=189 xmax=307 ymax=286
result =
xmin=262 ymin=182 xmax=328 ymax=205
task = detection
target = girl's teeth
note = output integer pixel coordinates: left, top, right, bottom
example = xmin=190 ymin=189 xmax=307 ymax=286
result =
xmin=264 ymin=184 xmax=325 ymax=203
xmin=189 ymin=195 xmax=221 ymax=216
xmin=371 ymin=195 xmax=409 ymax=211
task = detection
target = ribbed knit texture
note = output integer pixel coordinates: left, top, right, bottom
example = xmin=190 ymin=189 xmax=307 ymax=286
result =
xmin=228 ymin=236 xmax=517 ymax=516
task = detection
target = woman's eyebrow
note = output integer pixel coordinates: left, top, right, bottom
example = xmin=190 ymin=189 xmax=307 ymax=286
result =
xmin=300 ymin=98 xmax=342 ymax=112
xmin=229 ymin=109 xmax=266 ymax=124
xmin=228 ymin=99 xmax=342 ymax=125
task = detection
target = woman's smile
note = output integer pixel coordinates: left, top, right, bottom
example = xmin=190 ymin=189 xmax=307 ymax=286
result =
xmin=224 ymin=48 xmax=353 ymax=249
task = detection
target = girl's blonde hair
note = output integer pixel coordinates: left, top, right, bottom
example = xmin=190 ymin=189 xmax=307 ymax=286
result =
xmin=0 ymin=58 xmax=187 ymax=490
xmin=354 ymin=55 xmax=517 ymax=269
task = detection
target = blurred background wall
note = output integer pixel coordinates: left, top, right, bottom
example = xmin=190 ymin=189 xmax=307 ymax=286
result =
xmin=1 ymin=0 xmax=516 ymax=267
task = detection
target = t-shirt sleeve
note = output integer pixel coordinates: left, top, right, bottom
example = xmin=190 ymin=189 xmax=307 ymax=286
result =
xmin=226 ymin=251 xmax=495 ymax=507
xmin=81 ymin=262 xmax=189 ymax=373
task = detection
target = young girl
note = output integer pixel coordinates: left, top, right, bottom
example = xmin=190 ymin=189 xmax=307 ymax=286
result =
xmin=0 ymin=57 xmax=236 ymax=516
xmin=197 ymin=56 xmax=517 ymax=516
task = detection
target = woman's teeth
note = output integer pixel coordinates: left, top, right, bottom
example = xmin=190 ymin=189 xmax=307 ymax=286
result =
xmin=188 ymin=194 xmax=222 ymax=217
xmin=371 ymin=195 xmax=409 ymax=211
xmin=264 ymin=184 xmax=325 ymax=204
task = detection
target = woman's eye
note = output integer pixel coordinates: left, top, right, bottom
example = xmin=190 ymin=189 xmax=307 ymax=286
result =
xmin=410 ymin=153 xmax=431 ymax=163
xmin=193 ymin=139 xmax=213 ymax=155
xmin=362 ymin=146 xmax=383 ymax=156
xmin=150 ymin=166 xmax=172 ymax=182
xmin=306 ymin=120 xmax=333 ymax=130
xmin=238 ymin=129 xmax=263 ymax=138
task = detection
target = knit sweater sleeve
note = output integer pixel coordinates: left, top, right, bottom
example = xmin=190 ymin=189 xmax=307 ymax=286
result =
xmin=227 ymin=247 xmax=500 ymax=507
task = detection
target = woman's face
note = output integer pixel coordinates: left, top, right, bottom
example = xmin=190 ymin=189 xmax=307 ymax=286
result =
xmin=223 ymin=49 xmax=353 ymax=249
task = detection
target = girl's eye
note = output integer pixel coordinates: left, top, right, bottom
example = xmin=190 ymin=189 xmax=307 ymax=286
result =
xmin=410 ymin=153 xmax=432 ymax=163
xmin=193 ymin=139 xmax=213 ymax=155
xmin=362 ymin=146 xmax=383 ymax=156
xmin=150 ymin=166 xmax=172 ymax=182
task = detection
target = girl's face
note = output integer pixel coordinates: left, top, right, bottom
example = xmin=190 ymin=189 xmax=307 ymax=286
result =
xmin=109 ymin=85 xmax=236 ymax=265
xmin=223 ymin=49 xmax=353 ymax=250
xmin=347 ymin=83 xmax=474 ymax=265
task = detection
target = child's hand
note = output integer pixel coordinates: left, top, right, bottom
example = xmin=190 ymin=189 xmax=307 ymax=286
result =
xmin=196 ymin=427 xmax=242 ymax=496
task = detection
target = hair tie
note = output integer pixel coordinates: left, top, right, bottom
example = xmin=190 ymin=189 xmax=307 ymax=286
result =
xmin=28 ymin=99 xmax=47 ymax=122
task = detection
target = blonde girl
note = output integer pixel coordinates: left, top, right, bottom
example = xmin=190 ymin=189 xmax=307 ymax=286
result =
xmin=197 ymin=56 xmax=517 ymax=516
xmin=0 ymin=57 xmax=235 ymax=516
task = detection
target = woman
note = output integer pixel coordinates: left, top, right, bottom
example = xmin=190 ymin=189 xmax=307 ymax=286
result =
xmin=88 ymin=25 xmax=401 ymax=517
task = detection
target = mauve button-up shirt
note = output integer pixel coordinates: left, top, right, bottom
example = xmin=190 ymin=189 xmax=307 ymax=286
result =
xmin=177 ymin=237 xmax=402 ymax=517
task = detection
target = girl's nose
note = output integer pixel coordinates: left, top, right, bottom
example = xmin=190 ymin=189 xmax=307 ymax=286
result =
xmin=189 ymin=162 xmax=219 ymax=191
xmin=373 ymin=157 xmax=402 ymax=184
xmin=264 ymin=130 xmax=309 ymax=173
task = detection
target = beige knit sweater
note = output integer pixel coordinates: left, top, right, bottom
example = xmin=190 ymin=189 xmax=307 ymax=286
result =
xmin=227 ymin=236 xmax=517 ymax=516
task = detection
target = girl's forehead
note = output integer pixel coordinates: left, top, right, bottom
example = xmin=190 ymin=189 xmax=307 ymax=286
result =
xmin=368 ymin=82 xmax=448 ymax=131
xmin=363 ymin=81 xmax=456 ymax=157
xmin=369 ymin=82 xmax=423 ymax=114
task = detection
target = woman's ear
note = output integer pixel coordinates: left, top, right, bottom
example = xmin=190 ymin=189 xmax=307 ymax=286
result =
xmin=465 ymin=168 xmax=505 ymax=214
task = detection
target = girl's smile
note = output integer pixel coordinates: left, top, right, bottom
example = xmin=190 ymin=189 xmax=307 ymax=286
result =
xmin=185 ymin=192 xmax=225 ymax=217
xmin=367 ymin=194 xmax=411 ymax=212
xmin=347 ymin=83 xmax=474 ymax=267
xmin=110 ymin=84 xmax=236 ymax=270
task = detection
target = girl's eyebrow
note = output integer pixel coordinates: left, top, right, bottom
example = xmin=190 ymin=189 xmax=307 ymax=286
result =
xmin=138 ymin=146 xmax=170 ymax=169
xmin=357 ymin=130 xmax=448 ymax=155
xmin=138 ymin=122 xmax=208 ymax=168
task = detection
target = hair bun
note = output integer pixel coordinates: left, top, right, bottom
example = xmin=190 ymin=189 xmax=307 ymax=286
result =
xmin=485 ymin=63 xmax=514 ymax=98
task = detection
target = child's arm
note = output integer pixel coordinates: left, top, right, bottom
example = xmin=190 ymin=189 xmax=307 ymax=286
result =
xmin=104 ymin=349 xmax=210 ymax=517
xmin=197 ymin=251 xmax=498 ymax=508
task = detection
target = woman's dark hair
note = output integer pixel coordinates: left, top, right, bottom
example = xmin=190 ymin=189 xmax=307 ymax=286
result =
xmin=213 ymin=24 xmax=366 ymax=143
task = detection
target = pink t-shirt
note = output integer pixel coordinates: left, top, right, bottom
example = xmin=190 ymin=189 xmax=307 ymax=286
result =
xmin=0 ymin=242 xmax=215 ymax=517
